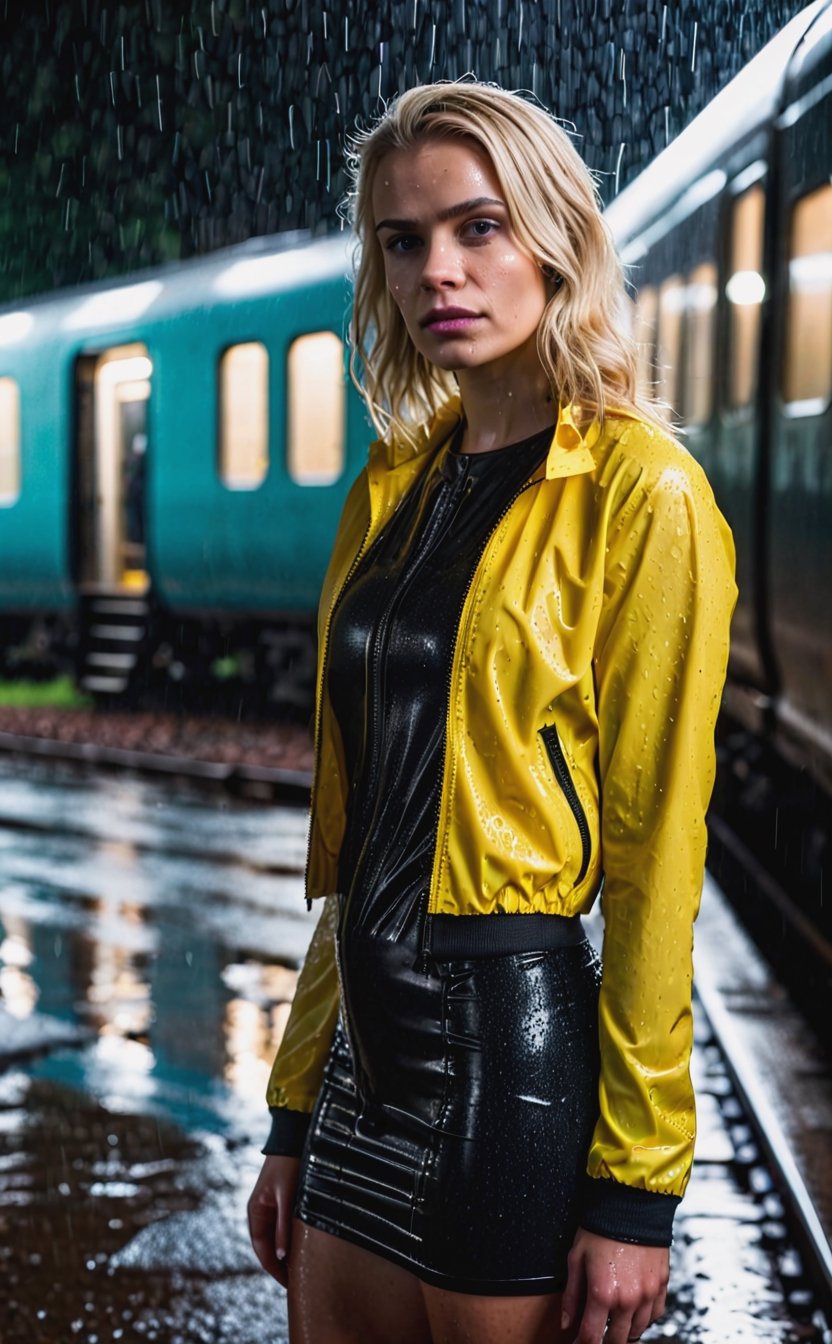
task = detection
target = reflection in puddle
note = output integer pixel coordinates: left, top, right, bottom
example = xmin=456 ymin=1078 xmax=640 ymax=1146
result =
xmin=0 ymin=761 xmax=313 ymax=1137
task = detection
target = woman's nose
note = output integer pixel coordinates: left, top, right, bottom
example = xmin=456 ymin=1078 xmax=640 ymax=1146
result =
xmin=419 ymin=237 xmax=464 ymax=290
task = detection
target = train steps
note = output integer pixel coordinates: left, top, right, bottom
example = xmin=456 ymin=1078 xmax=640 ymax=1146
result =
xmin=76 ymin=592 xmax=150 ymax=697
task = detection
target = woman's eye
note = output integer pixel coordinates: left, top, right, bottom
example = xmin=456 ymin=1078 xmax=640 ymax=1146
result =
xmin=466 ymin=219 xmax=499 ymax=239
xmin=387 ymin=234 xmax=421 ymax=254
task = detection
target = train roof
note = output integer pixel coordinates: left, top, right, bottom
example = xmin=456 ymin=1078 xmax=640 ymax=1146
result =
xmin=0 ymin=229 xmax=352 ymax=353
xmin=604 ymin=0 xmax=830 ymax=246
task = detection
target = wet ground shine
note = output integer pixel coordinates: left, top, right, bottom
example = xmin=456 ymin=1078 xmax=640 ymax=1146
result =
xmin=0 ymin=755 xmax=828 ymax=1342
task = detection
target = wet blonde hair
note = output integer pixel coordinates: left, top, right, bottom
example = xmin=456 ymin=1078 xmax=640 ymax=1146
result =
xmin=344 ymin=79 xmax=674 ymax=448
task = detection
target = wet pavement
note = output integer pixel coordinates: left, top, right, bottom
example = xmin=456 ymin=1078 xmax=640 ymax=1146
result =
xmin=0 ymin=754 xmax=829 ymax=1343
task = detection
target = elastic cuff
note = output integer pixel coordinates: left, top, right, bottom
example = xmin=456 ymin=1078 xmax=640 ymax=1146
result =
xmin=261 ymin=1107 xmax=312 ymax=1158
xmin=577 ymin=1174 xmax=681 ymax=1247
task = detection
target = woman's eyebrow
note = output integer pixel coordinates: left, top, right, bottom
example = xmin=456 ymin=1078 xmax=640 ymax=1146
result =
xmin=374 ymin=196 xmax=505 ymax=232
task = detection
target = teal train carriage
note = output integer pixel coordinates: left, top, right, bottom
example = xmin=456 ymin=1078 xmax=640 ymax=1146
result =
xmin=0 ymin=231 xmax=368 ymax=712
xmin=604 ymin=0 xmax=832 ymax=796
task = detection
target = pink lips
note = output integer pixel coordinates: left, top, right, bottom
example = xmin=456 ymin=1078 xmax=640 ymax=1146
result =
xmin=421 ymin=307 xmax=482 ymax=334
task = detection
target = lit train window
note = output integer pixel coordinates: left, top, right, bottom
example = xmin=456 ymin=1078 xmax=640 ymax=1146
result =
xmin=0 ymin=377 xmax=20 ymax=505
xmin=682 ymin=262 xmax=718 ymax=427
xmin=727 ymin=185 xmax=765 ymax=410
xmin=782 ymin=184 xmax=832 ymax=408
xmin=633 ymin=286 xmax=658 ymax=397
xmin=657 ymin=275 xmax=685 ymax=414
xmin=219 ymin=342 xmax=269 ymax=489
xmin=287 ymin=331 xmax=345 ymax=485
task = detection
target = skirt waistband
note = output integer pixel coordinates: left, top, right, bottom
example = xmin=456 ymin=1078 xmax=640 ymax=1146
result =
xmin=428 ymin=913 xmax=585 ymax=960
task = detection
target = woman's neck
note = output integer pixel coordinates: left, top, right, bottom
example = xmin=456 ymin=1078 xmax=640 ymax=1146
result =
xmin=454 ymin=351 xmax=557 ymax=455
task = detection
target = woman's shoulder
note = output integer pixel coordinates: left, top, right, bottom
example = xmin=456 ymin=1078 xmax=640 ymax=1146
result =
xmin=594 ymin=407 xmax=717 ymax=512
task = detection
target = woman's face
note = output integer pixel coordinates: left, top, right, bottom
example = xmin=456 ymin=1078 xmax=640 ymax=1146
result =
xmin=371 ymin=137 xmax=549 ymax=375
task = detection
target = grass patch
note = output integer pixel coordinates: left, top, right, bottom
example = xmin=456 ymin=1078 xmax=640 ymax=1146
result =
xmin=0 ymin=675 xmax=94 ymax=708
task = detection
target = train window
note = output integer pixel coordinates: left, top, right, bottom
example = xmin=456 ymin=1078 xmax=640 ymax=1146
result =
xmin=219 ymin=342 xmax=269 ymax=489
xmin=782 ymin=184 xmax=832 ymax=407
xmin=682 ymin=262 xmax=718 ymax=427
xmin=633 ymin=286 xmax=658 ymax=397
xmin=726 ymin=185 xmax=765 ymax=410
xmin=657 ymin=275 xmax=685 ymax=414
xmin=287 ymin=331 xmax=345 ymax=485
xmin=0 ymin=377 xmax=20 ymax=505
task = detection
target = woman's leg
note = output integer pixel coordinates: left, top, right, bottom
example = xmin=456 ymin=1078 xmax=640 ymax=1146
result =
xmin=287 ymin=1218 xmax=433 ymax=1344
xmin=420 ymin=1284 xmax=573 ymax=1344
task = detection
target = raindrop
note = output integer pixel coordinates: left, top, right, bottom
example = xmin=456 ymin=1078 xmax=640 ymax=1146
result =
xmin=614 ymin=142 xmax=625 ymax=195
xmin=691 ymin=20 xmax=698 ymax=74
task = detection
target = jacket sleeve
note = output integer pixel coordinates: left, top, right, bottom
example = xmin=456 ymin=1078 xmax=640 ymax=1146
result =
xmin=262 ymin=893 xmax=340 ymax=1155
xmin=579 ymin=449 xmax=737 ymax=1246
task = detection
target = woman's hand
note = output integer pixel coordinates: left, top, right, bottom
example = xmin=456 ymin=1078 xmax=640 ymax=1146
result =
xmin=561 ymin=1228 xmax=669 ymax=1343
xmin=246 ymin=1155 xmax=300 ymax=1289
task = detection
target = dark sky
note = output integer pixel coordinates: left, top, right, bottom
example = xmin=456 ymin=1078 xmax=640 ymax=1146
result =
xmin=0 ymin=0 xmax=811 ymax=301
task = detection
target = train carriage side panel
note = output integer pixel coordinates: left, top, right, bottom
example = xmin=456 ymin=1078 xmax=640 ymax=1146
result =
xmin=0 ymin=330 xmax=75 ymax=610
xmin=149 ymin=267 xmax=367 ymax=616
xmin=769 ymin=5 xmax=832 ymax=767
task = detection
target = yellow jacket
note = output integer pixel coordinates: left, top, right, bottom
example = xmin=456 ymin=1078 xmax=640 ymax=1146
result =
xmin=267 ymin=396 xmax=737 ymax=1225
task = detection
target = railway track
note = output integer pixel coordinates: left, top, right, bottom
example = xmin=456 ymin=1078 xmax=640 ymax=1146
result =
xmin=690 ymin=870 xmax=832 ymax=1324
xmin=0 ymin=723 xmax=312 ymax=805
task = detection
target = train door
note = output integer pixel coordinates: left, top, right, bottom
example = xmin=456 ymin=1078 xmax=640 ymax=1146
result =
xmin=75 ymin=343 xmax=152 ymax=594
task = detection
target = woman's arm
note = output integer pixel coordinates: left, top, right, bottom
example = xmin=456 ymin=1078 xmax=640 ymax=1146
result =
xmin=582 ymin=453 xmax=736 ymax=1236
xmin=263 ymin=892 xmax=341 ymax=1130
xmin=247 ymin=894 xmax=341 ymax=1280
xmin=565 ymin=447 xmax=736 ymax=1340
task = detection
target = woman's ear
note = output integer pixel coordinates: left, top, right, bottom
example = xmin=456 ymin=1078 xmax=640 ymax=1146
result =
xmin=541 ymin=265 xmax=564 ymax=290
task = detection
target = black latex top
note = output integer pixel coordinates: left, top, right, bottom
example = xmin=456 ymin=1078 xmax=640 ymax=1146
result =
xmin=327 ymin=422 xmax=553 ymax=948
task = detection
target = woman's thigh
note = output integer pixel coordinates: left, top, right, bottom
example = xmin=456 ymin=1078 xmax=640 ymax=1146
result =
xmin=419 ymin=1283 xmax=573 ymax=1344
xmin=287 ymin=1219 xmax=432 ymax=1344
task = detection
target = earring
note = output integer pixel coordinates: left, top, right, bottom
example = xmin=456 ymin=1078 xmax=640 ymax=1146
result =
xmin=541 ymin=264 xmax=563 ymax=289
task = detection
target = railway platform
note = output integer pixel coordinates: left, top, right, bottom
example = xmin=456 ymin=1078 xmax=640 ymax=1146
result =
xmin=0 ymin=752 xmax=829 ymax=1343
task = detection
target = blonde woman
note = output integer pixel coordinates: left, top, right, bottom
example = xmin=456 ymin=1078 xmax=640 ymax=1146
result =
xmin=248 ymin=81 xmax=736 ymax=1344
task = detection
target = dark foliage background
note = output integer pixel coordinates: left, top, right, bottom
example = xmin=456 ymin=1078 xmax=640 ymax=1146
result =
xmin=0 ymin=0 xmax=810 ymax=302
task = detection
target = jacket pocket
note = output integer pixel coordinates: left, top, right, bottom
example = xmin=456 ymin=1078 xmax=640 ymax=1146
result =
xmin=539 ymin=723 xmax=592 ymax=887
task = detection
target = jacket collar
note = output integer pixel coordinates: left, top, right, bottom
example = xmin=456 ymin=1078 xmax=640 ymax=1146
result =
xmin=367 ymin=395 xmax=606 ymax=481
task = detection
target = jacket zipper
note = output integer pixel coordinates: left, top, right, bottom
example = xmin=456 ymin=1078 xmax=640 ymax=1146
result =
xmin=539 ymin=722 xmax=592 ymax=886
xmin=417 ymin=467 xmax=547 ymax=973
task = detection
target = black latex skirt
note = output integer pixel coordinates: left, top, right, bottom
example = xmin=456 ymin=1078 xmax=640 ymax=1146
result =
xmin=296 ymin=942 xmax=602 ymax=1294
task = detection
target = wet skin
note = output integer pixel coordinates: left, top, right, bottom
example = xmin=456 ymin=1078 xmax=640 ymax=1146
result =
xmin=247 ymin=136 xmax=670 ymax=1343
xmin=373 ymin=136 xmax=556 ymax=455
